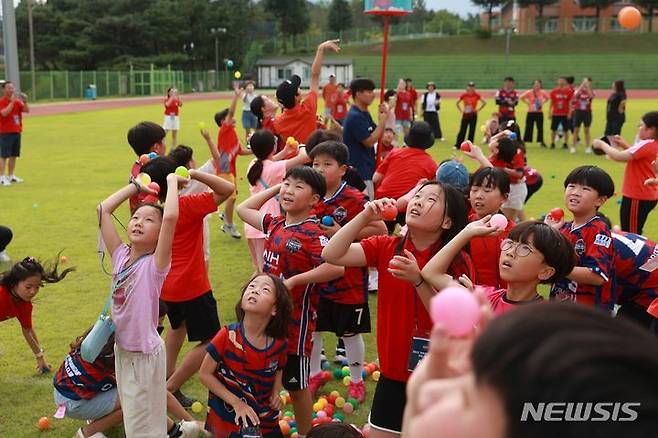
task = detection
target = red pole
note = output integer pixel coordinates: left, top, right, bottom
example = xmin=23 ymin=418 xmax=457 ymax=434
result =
xmin=376 ymin=15 xmax=390 ymax=167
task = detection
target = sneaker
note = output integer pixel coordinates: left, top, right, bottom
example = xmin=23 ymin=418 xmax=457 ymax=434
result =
xmin=348 ymin=380 xmax=366 ymax=404
xmin=9 ymin=175 xmax=23 ymax=183
xmin=570 ymin=147 xmax=576 ymax=154
xmin=179 ymin=420 xmax=201 ymax=438
xmin=585 ymin=147 xmax=593 ymax=154
xmin=222 ymin=223 xmax=242 ymax=239
xmin=0 ymin=251 xmax=10 ymax=263
xmin=550 ymin=143 xmax=555 ymax=149
xmin=218 ymin=212 xmax=225 ymax=222
xmin=562 ymin=143 xmax=568 ymax=150
xmin=439 ymin=137 xmax=445 ymax=142
xmin=308 ymin=372 xmax=326 ymax=397
xmin=173 ymin=389 xmax=196 ymax=409
xmin=334 ymin=339 xmax=346 ymax=364
xmin=0 ymin=176 xmax=10 ymax=186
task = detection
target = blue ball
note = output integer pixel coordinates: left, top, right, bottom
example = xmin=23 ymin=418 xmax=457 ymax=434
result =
xmin=227 ymin=59 xmax=234 ymax=68
xmin=509 ymin=132 xmax=517 ymax=140
xmin=148 ymin=152 xmax=158 ymax=159
xmin=362 ymin=369 xmax=368 ymax=379
xmin=321 ymin=215 xmax=334 ymax=226
xmin=321 ymin=360 xmax=331 ymax=371
xmin=289 ymin=421 xmax=296 ymax=428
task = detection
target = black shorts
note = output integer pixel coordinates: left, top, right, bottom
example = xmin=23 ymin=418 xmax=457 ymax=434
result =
xmin=572 ymin=110 xmax=592 ymax=128
xmin=550 ymin=115 xmax=568 ymax=132
xmin=315 ymin=297 xmax=371 ymax=336
xmin=0 ymin=133 xmax=21 ymax=158
xmin=282 ymin=354 xmax=310 ymax=391
xmin=369 ymin=375 xmax=407 ymax=434
xmin=165 ymin=291 xmax=220 ymax=342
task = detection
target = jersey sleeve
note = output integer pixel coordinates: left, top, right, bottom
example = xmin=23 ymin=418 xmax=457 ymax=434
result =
xmin=182 ymin=192 xmax=218 ymax=220
xmin=360 ymin=235 xmax=388 ymax=268
xmin=307 ymin=230 xmax=329 ymax=268
xmin=629 ymin=140 xmax=658 ymax=161
xmin=352 ymin=114 xmax=374 ymax=144
xmin=16 ymin=302 xmax=33 ymax=329
xmin=206 ymin=326 xmax=228 ymax=364
xmin=583 ymin=223 xmax=613 ymax=283
xmin=261 ymin=213 xmax=275 ymax=235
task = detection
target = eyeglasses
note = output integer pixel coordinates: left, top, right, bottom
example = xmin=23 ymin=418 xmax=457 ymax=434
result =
xmin=500 ymin=239 xmax=535 ymax=257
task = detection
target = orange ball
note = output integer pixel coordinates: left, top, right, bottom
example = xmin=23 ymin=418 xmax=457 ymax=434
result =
xmin=38 ymin=417 xmax=50 ymax=430
xmin=619 ymin=6 xmax=641 ymax=30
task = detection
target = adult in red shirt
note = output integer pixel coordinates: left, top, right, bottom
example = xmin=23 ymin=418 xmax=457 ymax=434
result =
xmin=494 ymin=76 xmax=519 ymax=125
xmin=322 ymin=73 xmax=338 ymax=124
xmin=273 ymin=40 xmax=340 ymax=145
xmin=405 ymin=77 xmax=419 ymax=119
xmin=592 ymin=111 xmax=658 ymax=235
xmin=455 ymin=81 xmax=486 ymax=150
xmin=330 ymin=83 xmax=349 ymax=124
xmin=0 ymin=81 xmax=29 ymax=186
xmin=571 ymin=77 xmax=595 ymax=153
xmin=549 ymin=76 xmax=574 ymax=150
xmin=163 ymin=86 xmax=182 ymax=149
xmin=395 ymin=79 xmax=413 ymax=138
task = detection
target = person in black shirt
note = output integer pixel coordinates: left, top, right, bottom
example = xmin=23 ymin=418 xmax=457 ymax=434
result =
xmin=605 ymin=79 xmax=627 ymax=137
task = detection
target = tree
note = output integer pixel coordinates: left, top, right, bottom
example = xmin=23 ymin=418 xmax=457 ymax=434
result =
xmin=426 ymin=9 xmax=465 ymax=35
xmin=328 ymin=0 xmax=353 ymax=33
xmin=577 ymin=0 xmax=617 ymax=32
xmin=470 ymin=0 xmax=506 ymax=30
xmin=635 ymin=0 xmax=658 ymax=32
xmin=264 ymin=0 xmax=311 ymax=36
xmin=516 ymin=0 xmax=558 ymax=33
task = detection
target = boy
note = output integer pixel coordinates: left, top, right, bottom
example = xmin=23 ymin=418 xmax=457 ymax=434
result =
xmin=204 ymin=85 xmax=252 ymax=239
xmin=126 ymin=121 xmax=166 ymax=211
xmin=422 ymin=219 xmax=576 ymax=316
xmin=237 ymin=166 xmax=344 ymax=436
xmin=322 ymin=74 xmax=338 ymax=125
xmin=376 ymin=127 xmax=396 ymax=162
xmin=455 ymin=81 xmax=486 ymax=150
xmin=0 ymin=81 xmax=29 ymax=186
xmin=495 ymin=76 xmax=519 ymax=126
xmin=549 ymin=76 xmax=574 ymax=150
xmin=274 ymin=40 xmax=341 ymax=145
xmin=307 ymin=141 xmax=387 ymax=402
xmin=547 ymin=165 xmax=615 ymax=311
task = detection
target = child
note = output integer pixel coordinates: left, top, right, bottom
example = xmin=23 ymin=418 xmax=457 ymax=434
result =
xmin=377 ymin=127 xmax=397 ymax=162
xmin=422 ymin=219 xmax=576 ymax=316
xmin=205 ymin=85 xmax=253 ymax=239
xmin=520 ymin=79 xmax=549 ymax=147
xmin=307 ymin=141 xmax=387 ymax=402
xmin=237 ymin=166 xmax=344 ymax=436
xmin=322 ymin=74 xmax=338 ymax=125
xmin=97 ymin=170 xmax=182 ymax=436
xmin=242 ymin=81 xmax=259 ymax=140
xmin=307 ymin=423 xmax=364 ymax=438
xmin=199 ymin=273 xmax=293 ymax=438
xmin=0 ymin=256 xmax=73 ymax=373
xmin=592 ymin=111 xmax=658 ymax=235
xmin=572 ymin=77 xmax=594 ymax=153
xmin=250 ymin=94 xmax=281 ymax=148
xmin=383 ymin=89 xmax=397 ymax=133
xmin=549 ymin=76 xmax=574 ymax=149
xmin=163 ymin=87 xmax=182 ymax=148
xmin=455 ymin=81 xmax=486 ymax=150
xmin=422 ymin=82 xmax=442 ymax=140
xmin=394 ymin=79 xmax=413 ymax=140
xmin=306 ymin=129 xmax=367 ymax=194
xmin=547 ymin=165 xmax=615 ymax=311
xmin=244 ymin=129 xmax=309 ymax=272
xmin=322 ymin=181 xmax=473 ymax=437
xmin=467 ymin=167 xmax=515 ymax=288
xmin=127 ymin=121 xmax=167 ymax=211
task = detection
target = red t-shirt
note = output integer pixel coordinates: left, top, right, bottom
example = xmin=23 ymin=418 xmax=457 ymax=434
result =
xmin=322 ymin=83 xmax=338 ymax=104
xmin=468 ymin=212 xmax=515 ymax=289
xmin=623 ymin=139 xmax=658 ymax=201
xmin=331 ymin=91 xmax=349 ymax=120
xmin=489 ymin=151 xmax=526 ymax=184
xmin=485 ymin=287 xmax=543 ymax=317
xmin=375 ymin=148 xmax=438 ymax=199
xmin=312 ymin=182 xmax=368 ymax=305
xmin=161 ymin=193 xmax=218 ymax=302
xmin=273 ymin=91 xmax=318 ymax=145
xmin=408 ymin=87 xmax=418 ymax=106
xmin=459 ymin=93 xmax=481 ymax=118
xmin=0 ymin=97 xmax=25 ymax=133
xmin=0 ymin=285 xmax=32 ymax=329
xmin=550 ymin=87 xmax=574 ymax=116
xmin=217 ymin=121 xmax=240 ymax=175
xmin=573 ymin=89 xmax=593 ymax=112
xmin=395 ymin=90 xmax=414 ymax=121
xmin=360 ymin=235 xmax=473 ymax=382
xmin=164 ymin=97 xmax=181 ymax=116
xmin=128 ymin=160 xmax=150 ymax=213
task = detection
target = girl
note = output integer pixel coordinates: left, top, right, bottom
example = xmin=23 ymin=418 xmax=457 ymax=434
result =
xmin=164 ymin=87 xmax=182 ymax=148
xmin=322 ymin=181 xmax=474 ymax=438
xmin=97 ymin=171 xmax=182 ymax=436
xmin=422 ymin=82 xmax=442 ymax=140
xmin=395 ymin=79 xmax=413 ymax=141
xmin=605 ymin=79 xmax=626 ymax=139
xmin=468 ymin=167 xmax=514 ymax=289
xmin=244 ymin=130 xmax=309 ymax=272
xmin=199 ymin=273 xmax=293 ymax=438
xmin=0 ymin=256 xmax=73 ymax=373
xmin=54 ymin=328 xmax=204 ymax=438
xmin=519 ymin=79 xmax=549 ymax=147
xmin=242 ymin=81 xmax=259 ymax=141
xmin=572 ymin=77 xmax=595 ymax=153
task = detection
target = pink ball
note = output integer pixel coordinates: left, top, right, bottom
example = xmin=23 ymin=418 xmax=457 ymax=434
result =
xmin=489 ymin=213 xmax=508 ymax=231
xmin=430 ymin=286 xmax=480 ymax=336
xmin=317 ymin=410 xmax=327 ymax=419
xmin=343 ymin=403 xmax=354 ymax=414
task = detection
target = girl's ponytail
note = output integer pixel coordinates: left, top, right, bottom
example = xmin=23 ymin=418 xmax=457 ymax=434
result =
xmin=247 ymin=160 xmax=265 ymax=187
xmin=247 ymin=130 xmax=277 ymax=187
xmin=0 ymin=253 xmax=75 ymax=290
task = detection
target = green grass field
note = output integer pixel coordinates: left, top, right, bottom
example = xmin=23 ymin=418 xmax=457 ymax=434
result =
xmin=1 ymin=96 xmax=657 ymax=437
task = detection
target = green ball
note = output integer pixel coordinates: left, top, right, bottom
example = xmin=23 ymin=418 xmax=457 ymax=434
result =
xmin=342 ymin=368 xmax=350 ymax=377
xmin=175 ymin=166 xmax=189 ymax=178
xmin=284 ymin=411 xmax=294 ymax=418
xmin=333 ymin=369 xmax=343 ymax=380
xmin=333 ymin=413 xmax=345 ymax=421
xmin=348 ymin=398 xmax=359 ymax=409
xmin=290 ymin=427 xmax=297 ymax=435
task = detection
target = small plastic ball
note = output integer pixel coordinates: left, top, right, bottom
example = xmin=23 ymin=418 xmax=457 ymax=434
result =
xmin=509 ymin=132 xmax=517 ymax=140
xmin=226 ymin=59 xmax=234 ymax=68
xmin=284 ymin=411 xmax=294 ymax=419
xmin=322 ymin=361 xmax=332 ymax=371
xmin=279 ymin=420 xmax=291 ymax=435
xmin=342 ymin=376 xmax=351 ymax=386
xmin=341 ymin=366 xmax=350 ymax=377
xmin=381 ymin=204 xmax=398 ymax=221
xmin=333 ymin=412 xmax=345 ymax=421
xmin=60 ymin=255 xmax=68 ymax=263
xmin=38 ymin=417 xmax=50 ymax=430
xmin=430 ymin=286 xmax=480 ymax=336
xmin=191 ymin=401 xmax=203 ymax=413
xmin=148 ymin=181 xmax=160 ymax=195
xmin=234 ymin=71 xmax=242 ymax=79
xmin=489 ymin=213 xmax=508 ymax=231
xmin=321 ymin=215 xmax=334 ymax=226
xmin=175 ymin=166 xmax=189 ymax=178
xmin=548 ymin=207 xmax=564 ymax=221
xmin=372 ymin=371 xmax=381 ymax=381
xmin=460 ymin=141 xmax=472 ymax=152
xmin=198 ymin=121 xmax=207 ymax=130
xmin=348 ymin=398 xmax=359 ymax=409
xmin=317 ymin=410 xmax=327 ymax=418
xmin=362 ymin=369 xmax=368 ymax=379
xmin=137 ymin=173 xmax=151 ymax=185
xmin=619 ymin=6 xmax=641 ymax=30
xmin=322 ymin=371 xmax=332 ymax=382
xmin=335 ymin=397 xmax=346 ymax=408
xmin=318 ymin=398 xmax=328 ymax=408
xmin=148 ymin=152 xmax=158 ymax=159
xmin=333 ymin=369 xmax=343 ymax=380
xmin=313 ymin=402 xmax=322 ymax=412
xmin=343 ymin=402 xmax=354 ymax=414
xmin=139 ymin=154 xmax=150 ymax=165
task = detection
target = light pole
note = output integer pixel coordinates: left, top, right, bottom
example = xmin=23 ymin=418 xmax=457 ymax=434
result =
xmin=210 ymin=27 xmax=226 ymax=90
xmin=2 ymin=0 xmax=21 ymax=90
xmin=27 ymin=0 xmax=36 ymax=100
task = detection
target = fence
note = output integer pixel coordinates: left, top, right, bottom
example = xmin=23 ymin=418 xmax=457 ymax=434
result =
xmin=18 ymin=67 xmax=232 ymax=101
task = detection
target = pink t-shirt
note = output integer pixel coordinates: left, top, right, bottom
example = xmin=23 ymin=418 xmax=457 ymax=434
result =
xmin=244 ymin=159 xmax=286 ymax=239
xmin=111 ymin=244 xmax=170 ymax=353
xmin=484 ymin=287 xmax=543 ymax=316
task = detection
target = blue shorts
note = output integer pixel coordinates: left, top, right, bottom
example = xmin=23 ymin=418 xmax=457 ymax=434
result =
xmin=54 ymin=387 xmax=118 ymax=420
xmin=241 ymin=111 xmax=258 ymax=130
xmin=0 ymin=133 xmax=21 ymax=158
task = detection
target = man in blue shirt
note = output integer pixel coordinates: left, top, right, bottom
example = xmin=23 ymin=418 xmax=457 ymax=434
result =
xmin=342 ymin=78 xmax=388 ymax=200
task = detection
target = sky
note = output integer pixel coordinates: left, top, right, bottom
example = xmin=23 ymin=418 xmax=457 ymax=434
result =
xmin=425 ymin=0 xmax=481 ymax=17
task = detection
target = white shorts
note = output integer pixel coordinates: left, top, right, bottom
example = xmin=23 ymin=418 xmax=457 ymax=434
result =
xmin=163 ymin=114 xmax=180 ymax=130
xmin=502 ymin=182 xmax=528 ymax=210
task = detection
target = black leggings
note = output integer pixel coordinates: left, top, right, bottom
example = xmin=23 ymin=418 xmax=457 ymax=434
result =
xmin=423 ymin=112 xmax=442 ymax=138
xmin=620 ymin=197 xmax=657 ymax=235
xmin=523 ymin=112 xmax=544 ymax=144
xmin=455 ymin=116 xmax=477 ymax=148
xmin=0 ymin=225 xmax=12 ymax=252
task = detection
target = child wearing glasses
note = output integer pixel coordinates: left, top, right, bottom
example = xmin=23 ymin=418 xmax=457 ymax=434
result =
xmin=421 ymin=218 xmax=576 ymax=316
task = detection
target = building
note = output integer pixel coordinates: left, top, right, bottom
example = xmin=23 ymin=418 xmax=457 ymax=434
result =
xmin=255 ymin=57 xmax=353 ymax=88
xmin=482 ymin=1 xmax=656 ymax=34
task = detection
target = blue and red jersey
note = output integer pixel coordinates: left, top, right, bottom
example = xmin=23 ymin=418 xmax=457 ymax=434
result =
xmin=312 ymin=182 xmax=369 ymax=305
xmin=53 ymin=348 xmax=116 ymax=401
xmin=551 ymin=216 xmax=614 ymax=310
xmin=205 ymin=323 xmax=287 ymax=438
xmin=495 ymin=88 xmax=519 ymax=119
xmin=261 ymin=214 xmax=328 ymax=356
xmin=612 ymin=231 xmax=658 ymax=309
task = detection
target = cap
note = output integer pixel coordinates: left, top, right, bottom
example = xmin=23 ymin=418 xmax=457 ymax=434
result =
xmin=467 ymin=81 xmax=475 ymax=87
xmin=436 ymin=160 xmax=469 ymax=192
xmin=404 ymin=121 xmax=435 ymax=150
xmin=276 ymin=75 xmax=301 ymax=109
xmin=329 ymin=73 xmax=336 ymax=78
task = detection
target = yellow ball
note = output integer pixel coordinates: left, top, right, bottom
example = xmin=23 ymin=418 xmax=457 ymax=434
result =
xmin=234 ymin=71 xmax=242 ymax=79
xmin=318 ymin=398 xmax=328 ymax=408
xmin=191 ymin=401 xmax=203 ymax=413
xmin=137 ymin=173 xmax=151 ymax=185
xmin=372 ymin=371 xmax=381 ymax=382
xmin=342 ymin=376 xmax=351 ymax=386
xmin=480 ymin=125 xmax=486 ymax=132
xmin=335 ymin=397 xmax=346 ymax=408
xmin=198 ymin=121 xmax=207 ymax=130
xmin=313 ymin=402 xmax=323 ymax=412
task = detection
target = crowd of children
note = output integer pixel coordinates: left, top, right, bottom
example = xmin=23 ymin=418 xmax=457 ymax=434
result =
xmin=2 ymin=38 xmax=658 ymax=438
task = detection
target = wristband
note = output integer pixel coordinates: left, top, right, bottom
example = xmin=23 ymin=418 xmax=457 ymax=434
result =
xmin=414 ymin=277 xmax=425 ymax=288
xmin=130 ymin=178 xmax=141 ymax=193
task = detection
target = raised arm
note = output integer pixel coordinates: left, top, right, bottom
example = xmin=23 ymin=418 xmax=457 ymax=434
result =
xmin=310 ymin=40 xmax=341 ymax=94
xmin=285 ymin=263 xmax=344 ymax=291
xmin=201 ymin=128 xmax=221 ymax=169
xmin=462 ymin=143 xmax=493 ymax=168
xmin=227 ymin=85 xmax=242 ymax=124
xmin=236 ymin=184 xmax=281 ymax=231
xmin=0 ymin=96 xmax=15 ymax=117
xmin=591 ymin=139 xmax=632 ymax=162
xmin=188 ymin=168 xmax=236 ymax=205
xmin=154 ymin=174 xmax=184 ymax=270
xmin=97 ymin=182 xmax=150 ymax=256
xmin=361 ymin=104 xmax=389 ymax=148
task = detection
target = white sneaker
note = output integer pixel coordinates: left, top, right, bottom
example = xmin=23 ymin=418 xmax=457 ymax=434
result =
xmin=585 ymin=147 xmax=592 ymax=154
xmin=9 ymin=175 xmax=23 ymax=183
xmin=0 ymin=176 xmax=10 ymax=186
xmin=570 ymin=147 xmax=576 ymax=154
xmin=0 ymin=251 xmax=10 ymax=262
xmin=439 ymin=137 xmax=445 ymax=142
xmin=179 ymin=420 xmax=201 ymax=438
xmin=222 ymin=223 xmax=241 ymax=239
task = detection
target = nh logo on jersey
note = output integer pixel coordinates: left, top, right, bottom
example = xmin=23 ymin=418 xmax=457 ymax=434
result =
xmin=285 ymin=238 xmax=302 ymax=254
xmin=319 ymin=236 xmax=329 ymax=247
xmin=594 ymin=234 xmax=612 ymax=248
xmin=263 ymin=250 xmax=280 ymax=266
